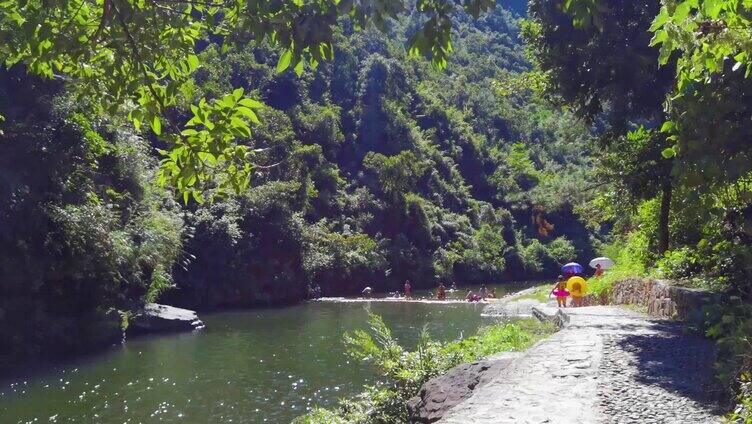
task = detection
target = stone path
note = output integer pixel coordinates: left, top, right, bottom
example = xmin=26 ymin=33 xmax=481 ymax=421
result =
xmin=482 ymin=298 xmax=541 ymax=318
xmin=438 ymin=305 xmax=721 ymax=424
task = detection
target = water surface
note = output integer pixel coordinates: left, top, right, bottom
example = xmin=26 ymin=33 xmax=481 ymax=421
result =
xmin=0 ymin=283 xmax=532 ymax=423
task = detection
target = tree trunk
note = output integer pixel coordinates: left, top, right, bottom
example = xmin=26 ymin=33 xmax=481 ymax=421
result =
xmin=658 ymin=179 xmax=672 ymax=255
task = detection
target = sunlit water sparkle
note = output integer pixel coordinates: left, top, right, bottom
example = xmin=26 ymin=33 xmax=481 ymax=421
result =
xmin=0 ymin=283 xmax=533 ymax=423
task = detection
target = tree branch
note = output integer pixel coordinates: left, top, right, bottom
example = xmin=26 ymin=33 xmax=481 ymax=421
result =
xmin=113 ymin=3 xmax=165 ymax=112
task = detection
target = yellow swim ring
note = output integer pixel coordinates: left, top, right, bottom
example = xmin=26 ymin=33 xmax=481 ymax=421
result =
xmin=566 ymin=276 xmax=588 ymax=297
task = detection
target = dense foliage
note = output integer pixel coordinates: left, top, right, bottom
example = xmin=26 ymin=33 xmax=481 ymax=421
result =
xmin=0 ymin=69 xmax=183 ymax=363
xmin=524 ymin=0 xmax=752 ymax=418
xmin=3 ymin=0 xmax=751 ymax=418
xmin=164 ymin=4 xmax=596 ymax=309
xmin=0 ymin=3 xmax=596 ymax=362
xmin=0 ymin=0 xmax=504 ymax=200
xmin=293 ymin=313 xmax=556 ymax=424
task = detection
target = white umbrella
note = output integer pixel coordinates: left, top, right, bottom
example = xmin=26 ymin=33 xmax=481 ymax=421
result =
xmin=589 ymin=257 xmax=614 ymax=269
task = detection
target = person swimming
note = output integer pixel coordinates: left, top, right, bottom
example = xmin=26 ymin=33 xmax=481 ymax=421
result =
xmin=362 ymin=286 xmax=373 ymax=297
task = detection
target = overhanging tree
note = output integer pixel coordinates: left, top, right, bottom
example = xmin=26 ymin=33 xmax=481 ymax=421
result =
xmin=525 ymin=0 xmax=677 ymax=254
xmin=0 ymin=0 xmax=495 ymax=201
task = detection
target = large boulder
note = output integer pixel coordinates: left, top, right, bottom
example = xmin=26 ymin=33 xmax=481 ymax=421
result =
xmin=128 ymin=303 xmax=205 ymax=334
xmin=407 ymin=352 xmax=521 ymax=423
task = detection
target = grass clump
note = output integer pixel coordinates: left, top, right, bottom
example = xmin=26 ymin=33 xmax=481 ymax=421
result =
xmin=511 ymin=284 xmax=553 ymax=303
xmin=589 ymin=236 xmax=649 ymax=297
xmin=294 ymin=409 xmax=347 ymax=424
xmin=294 ymin=313 xmax=556 ymax=424
xmin=447 ymin=319 xmax=556 ymax=362
xmin=729 ymin=387 xmax=752 ymax=423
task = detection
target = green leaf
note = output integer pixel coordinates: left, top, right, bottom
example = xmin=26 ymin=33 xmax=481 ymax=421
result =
xmin=222 ymin=93 xmax=236 ymax=107
xmin=192 ymin=190 xmax=205 ymax=204
xmin=650 ymin=29 xmax=668 ymax=47
xmin=276 ymin=50 xmax=292 ymax=73
xmin=186 ymin=54 xmax=200 ymax=72
xmin=673 ymin=1 xmax=695 ymax=23
xmin=230 ymin=117 xmax=251 ymax=137
xmin=658 ymin=39 xmax=674 ymax=65
xmin=236 ymin=106 xmax=260 ymax=124
xmin=661 ymin=147 xmax=676 ymax=159
xmin=151 ymin=116 xmax=162 ymax=136
xmin=703 ymin=0 xmax=722 ymax=19
xmin=660 ymin=121 xmax=676 ymax=133
xmin=239 ymin=98 xmax=264 ymax=109
xmin=649 ymin=6 xmax=670 ymax=32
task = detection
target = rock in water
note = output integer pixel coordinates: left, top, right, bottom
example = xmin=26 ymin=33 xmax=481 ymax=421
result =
xmin=129 ymin=303 xmax=205 ymax=334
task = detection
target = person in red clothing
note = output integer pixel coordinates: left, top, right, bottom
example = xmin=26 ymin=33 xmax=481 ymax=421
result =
xmin=404 ymin=280 xmax=412 ymax=298
xmin=594 ymin=263 xmax=604 ymax=278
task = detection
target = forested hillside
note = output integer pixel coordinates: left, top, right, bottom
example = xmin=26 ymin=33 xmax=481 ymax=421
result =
xmin=0 ymin=3 xmax=596 ymax=361
xmin=3 ymin=0 xmax=752 ymax=419
xmin=166 ymin=3 xmax=596 ymax=309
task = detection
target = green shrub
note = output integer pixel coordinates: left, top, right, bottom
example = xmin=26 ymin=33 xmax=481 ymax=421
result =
xmin=302 ymin=221 xmax=387 ymax=294
xmin=513 ymin=232 xmax=577 ymax=277
xmin=589 ymin=233 xmax=649 ymax=297
xmin=702 ymin=301 xmax=752 ymax=395
xmin=729 ymin=386 xmax=752 ymax=423
xmin=512 ymin=284 xmax=553 ymax=303
xmin=453 ymin=223 xmax=510 ymax=280
xmin=294 ymin=408 xmax=348 ymax=424
xmin=656 ymin=239 xmax=752 ymax=295
xmin=0 ymin=80 xmax=184 ymax=359
xmin=294 ymin=313 xmax=556 ymax=423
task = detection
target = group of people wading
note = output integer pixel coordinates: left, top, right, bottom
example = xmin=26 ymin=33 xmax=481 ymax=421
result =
xmin=360 ymin=280 xmax=497 ymax=302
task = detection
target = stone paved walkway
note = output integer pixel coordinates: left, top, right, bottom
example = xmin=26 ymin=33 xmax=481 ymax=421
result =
xmin=439 ymin=305 xmax=721 ymax=424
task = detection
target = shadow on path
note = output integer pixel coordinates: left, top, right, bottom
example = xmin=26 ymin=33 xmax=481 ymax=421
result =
xmin=614 ymin=326 xmax=722 ymax=410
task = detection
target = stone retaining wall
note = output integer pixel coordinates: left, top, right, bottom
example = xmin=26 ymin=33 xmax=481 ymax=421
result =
xmin=602 ymin=277 xmax=713 ymax=321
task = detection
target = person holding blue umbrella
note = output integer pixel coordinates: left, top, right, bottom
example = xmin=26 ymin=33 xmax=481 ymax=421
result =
xmin=561 ymin=262 xmax=584 ymax=278
xmin=561 ymin=262 xmax=587 ymax=307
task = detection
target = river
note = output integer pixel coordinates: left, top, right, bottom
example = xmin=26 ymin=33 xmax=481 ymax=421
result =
xmin=0 ymin=283 xmax=533 ymax=423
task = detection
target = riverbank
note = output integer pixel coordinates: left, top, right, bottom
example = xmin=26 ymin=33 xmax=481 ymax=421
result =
xmin=0 ymin=282 xmax=523 ymax=375
xmin=295 ymin=312 xmax=557 ymax=424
